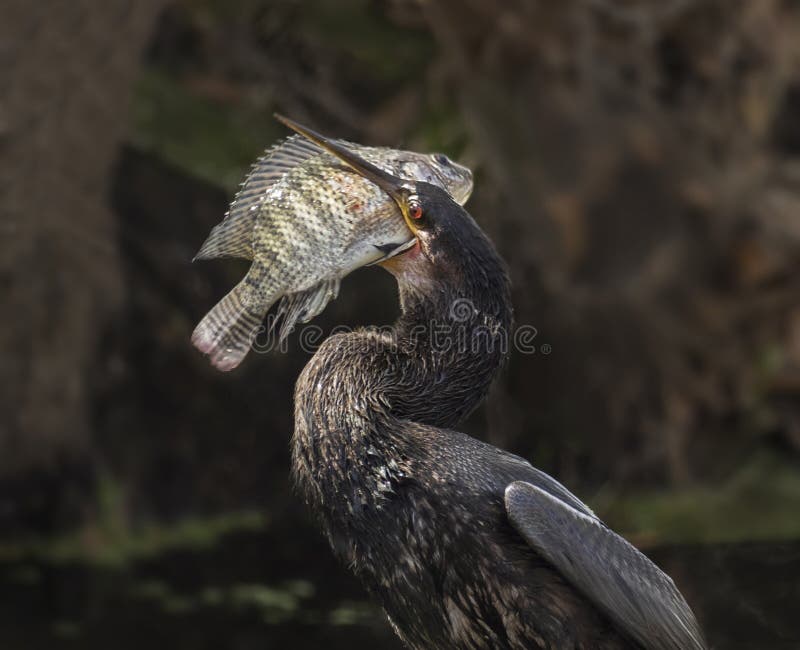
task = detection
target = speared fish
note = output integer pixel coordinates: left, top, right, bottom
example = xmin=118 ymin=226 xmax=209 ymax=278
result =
xmin=192 ymin=116 xmax=473 ymax=371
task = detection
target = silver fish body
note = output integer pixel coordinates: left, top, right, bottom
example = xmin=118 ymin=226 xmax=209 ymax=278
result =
xmin=192 ymin=134 xmax=473 ymax=371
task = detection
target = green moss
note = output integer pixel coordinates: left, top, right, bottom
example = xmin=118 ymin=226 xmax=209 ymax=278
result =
xmin=131 ymin=579 xmax=171 ymax=601
xmin=229 ymin=583 xmax=302 ymax=613
xmin=129 ymin=578 xmax=320 ymax=624
xmin=595 ymin=450 xmax=800 ymax=546
xmin=298 ymin=0 xmax=433 ymax=82
xmin=132 ymin=69 xmax=278 ymax=192
xmin=327 ymin=600 xmax=376 ymax=626
xmin=199 ymin=586 xmax=224 ymax=606
xmin=180 ymin=0 xmax=260 ymax=23
xmin=284 ymin=578 xmax=315 ymax=598
xmin=6 ymin=564 xmax=41 ymax=585
xmin=0 ymin=509 xmax=267 ymax=568
xmin=412 ymin=103 xmax=470 ymax=158
xmin=51 ymin=620 xmax=82 ymax=639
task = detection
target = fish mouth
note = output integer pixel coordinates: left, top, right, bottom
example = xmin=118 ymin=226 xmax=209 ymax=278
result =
xmin=429 ymin=166 xmax=473 ymax=206
xmin=453 ymin=179 xmax=473 ymax=205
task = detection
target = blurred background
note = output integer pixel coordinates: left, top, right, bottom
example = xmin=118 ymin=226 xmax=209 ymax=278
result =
xmin=2 ymin=0 xmax=800 ymax=648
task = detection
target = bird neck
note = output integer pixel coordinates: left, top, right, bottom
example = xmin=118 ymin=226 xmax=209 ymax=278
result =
xmin=292 ymin=230 xmax=512 ymax=551
xmin=386 ymin=252 xmax=513 ymax=427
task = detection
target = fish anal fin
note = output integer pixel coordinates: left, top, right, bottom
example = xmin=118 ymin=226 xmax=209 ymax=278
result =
xmin=273 ymin=279 xmax=342 ymax=343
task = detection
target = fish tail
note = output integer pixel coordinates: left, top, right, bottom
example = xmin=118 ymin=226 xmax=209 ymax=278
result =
xmin=191 ymin=279 xmax=270 ymax=371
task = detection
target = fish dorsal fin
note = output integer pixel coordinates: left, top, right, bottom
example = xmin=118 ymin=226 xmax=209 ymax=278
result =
xmin=271 ymin=279 xmax=341 ymax=343
xmin=194 ymin=135 xmax=324 ymax=261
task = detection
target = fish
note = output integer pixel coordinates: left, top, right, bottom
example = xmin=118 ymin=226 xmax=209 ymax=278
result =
xmin=192 ymin=122 xmax=474 ymax=371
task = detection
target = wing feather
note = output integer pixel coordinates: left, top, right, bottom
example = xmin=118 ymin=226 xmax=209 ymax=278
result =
xmin=505 ymin=481 xmax=707 ymax=650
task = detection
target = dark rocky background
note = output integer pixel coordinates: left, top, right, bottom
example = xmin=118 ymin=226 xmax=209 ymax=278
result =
xmin=2 ymin=1 xmax=800 ymax=648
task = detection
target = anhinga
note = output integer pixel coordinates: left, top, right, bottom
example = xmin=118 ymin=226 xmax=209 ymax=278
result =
xmin=280 ymin=117 xmax=707 ymax=650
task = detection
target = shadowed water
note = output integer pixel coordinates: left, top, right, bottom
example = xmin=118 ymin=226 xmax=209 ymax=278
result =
xmin=1 ymin=524 xmax=797 ymax=650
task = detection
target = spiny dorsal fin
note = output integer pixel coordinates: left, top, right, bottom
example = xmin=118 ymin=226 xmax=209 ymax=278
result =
xmin=194 ymin=135 xmax=324 ymax=261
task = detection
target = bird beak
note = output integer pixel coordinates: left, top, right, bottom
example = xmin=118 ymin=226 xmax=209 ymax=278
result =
xmin=274 ymin=114 xmax=418 ymax=232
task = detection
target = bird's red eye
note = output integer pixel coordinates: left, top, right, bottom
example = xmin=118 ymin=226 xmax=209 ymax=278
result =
xmin=409 ymin=203 xmax=423 ymax=220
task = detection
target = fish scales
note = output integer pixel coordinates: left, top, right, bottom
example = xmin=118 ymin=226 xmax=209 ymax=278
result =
xmin=193 ymin=134 xmax=473 ymax=371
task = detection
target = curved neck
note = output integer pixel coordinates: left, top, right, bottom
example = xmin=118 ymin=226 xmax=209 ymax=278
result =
xmin=385 ymin=255 xmax=513 ymax=428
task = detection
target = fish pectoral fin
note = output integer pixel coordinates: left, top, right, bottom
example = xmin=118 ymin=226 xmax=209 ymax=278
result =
xmin=194 ymin=135 xmax=325 ymax=261
xmin=367 ymin=239 xmax=417 ymax=265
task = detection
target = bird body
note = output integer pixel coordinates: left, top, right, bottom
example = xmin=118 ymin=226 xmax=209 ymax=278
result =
xmin=192 ymin=134 xmax=472 ymax=371
xmin=258 ymin=117 xmax=706 ymax=650
xmin=291 ymin=201 xmax=638 ymax=648
xmin=294 ymin=362 xmax=637 ymax=649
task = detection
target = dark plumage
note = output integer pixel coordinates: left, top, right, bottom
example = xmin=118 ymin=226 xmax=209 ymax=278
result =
xmin=283 ymin=119 xmax=707 ymax=650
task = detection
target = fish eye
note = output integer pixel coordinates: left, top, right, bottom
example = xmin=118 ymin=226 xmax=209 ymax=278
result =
xmin=433 ymin=153 xmax=450 ymax=166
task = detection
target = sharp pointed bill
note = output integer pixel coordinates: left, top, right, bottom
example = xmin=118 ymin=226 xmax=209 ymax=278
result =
xmin=191 ymin=118 xmax=474 ymax=371
xmin=274 ymin=114 xmax=413 ymax=200
xmin=276 ymin=114 xmax=431 ymax=235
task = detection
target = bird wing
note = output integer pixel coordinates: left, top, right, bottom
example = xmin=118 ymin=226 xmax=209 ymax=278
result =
xmin=504 ymin=481 xmax=707 ymax=650
xmin=491 ymin=450 xmax=597 ymax=518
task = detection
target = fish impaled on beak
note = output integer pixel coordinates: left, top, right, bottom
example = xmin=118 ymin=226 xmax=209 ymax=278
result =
xmin=274 ymin=114 xmax=423 ymax=237
xmin=192 ymin=116 xmax=473 ymax=371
